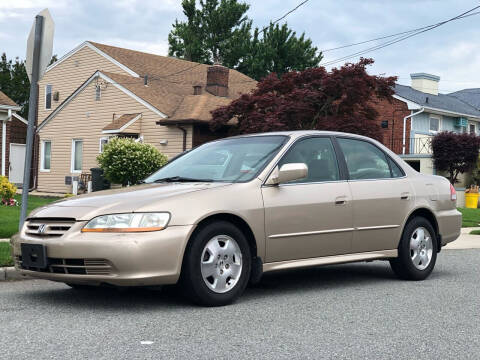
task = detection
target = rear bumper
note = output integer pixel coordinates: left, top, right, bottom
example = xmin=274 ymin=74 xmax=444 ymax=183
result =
xmin=11 ymin=224 xmax=195 ymax=286
xmin=436 ymin=209 xmax=462 ymax=246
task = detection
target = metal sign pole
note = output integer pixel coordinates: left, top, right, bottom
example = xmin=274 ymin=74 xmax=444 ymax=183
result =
xmin=19 ymin=15 xmax=43 ymax=230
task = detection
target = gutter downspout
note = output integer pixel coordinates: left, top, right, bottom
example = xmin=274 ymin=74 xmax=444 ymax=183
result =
xmin=1 ymin=109 xmax=11 ymax=176
xmin=177 ymin=124 xmax=187 ymax=152
xmin=403 ymin=107 xmax=424 ymax=155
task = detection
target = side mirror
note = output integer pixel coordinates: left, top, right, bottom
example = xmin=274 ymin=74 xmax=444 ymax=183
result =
xmin=266 ymin=163 xmax=308 ymax=185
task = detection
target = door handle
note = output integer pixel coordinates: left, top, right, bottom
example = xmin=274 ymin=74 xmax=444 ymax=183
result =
xmin=335 ymin=196 xmax=347 ymax=205
xmin=400 ymin=192 xmax=410 ymax=200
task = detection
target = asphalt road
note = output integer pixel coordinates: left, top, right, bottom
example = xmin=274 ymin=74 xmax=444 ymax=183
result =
xmin=1 ymin=250 xmax=479 ymax=360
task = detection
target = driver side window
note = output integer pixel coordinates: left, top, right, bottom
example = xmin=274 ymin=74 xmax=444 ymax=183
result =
xmin=278 ymin=137 xmax=339 ymax=183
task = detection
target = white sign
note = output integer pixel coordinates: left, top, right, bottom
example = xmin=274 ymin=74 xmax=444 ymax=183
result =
xmin=25 ymin=8 xmax=54 ymax=82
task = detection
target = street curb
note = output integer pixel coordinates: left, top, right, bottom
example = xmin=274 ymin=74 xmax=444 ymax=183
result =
xmin=0 ymin=267 xmax=29 ymax=281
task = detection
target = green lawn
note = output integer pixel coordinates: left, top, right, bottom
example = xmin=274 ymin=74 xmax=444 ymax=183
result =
xmin=0 ymin=195 xmax=60 ymax=239
xmin=458 ymin=207 xmax=480 ymax=228
xmin=470 ymin=230 xmax=480 ymax=235
xmin=0 ymin=242 xmax=13 ymax=267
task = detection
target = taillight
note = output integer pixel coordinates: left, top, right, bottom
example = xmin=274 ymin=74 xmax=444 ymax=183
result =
xmin=450 ymin=184 xmax=457 ymax=201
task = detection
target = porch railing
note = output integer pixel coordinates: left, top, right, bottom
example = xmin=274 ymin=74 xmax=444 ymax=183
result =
xmin=388 ymin=137 xmax=433 ymax=155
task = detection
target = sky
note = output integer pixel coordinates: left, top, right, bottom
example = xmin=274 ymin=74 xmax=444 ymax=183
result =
xmin=1 ymin=0 xmax=480 ymax=93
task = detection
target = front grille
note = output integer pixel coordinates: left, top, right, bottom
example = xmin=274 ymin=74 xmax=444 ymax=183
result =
xmin=25 ymin=218 xmax=76 ymax=238
xmin=18 ymin=256 xmax=112 ymax=276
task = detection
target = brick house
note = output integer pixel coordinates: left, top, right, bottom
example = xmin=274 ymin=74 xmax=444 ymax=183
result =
xmin=35 ymin=41 xmax=256 ymax=193
xmin=373 ymin=73 xmax=480 ymax=177
xmin=0 ymin=91 xmax=30 ymax=185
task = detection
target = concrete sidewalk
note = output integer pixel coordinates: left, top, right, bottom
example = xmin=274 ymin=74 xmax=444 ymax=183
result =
xmin=443 ymin=227 xmax=480 ymax=250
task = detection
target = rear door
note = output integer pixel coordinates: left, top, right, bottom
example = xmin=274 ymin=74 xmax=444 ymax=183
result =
xmin=335 ymin=137 xmax=413 ymax=253
xmin=262 ymin=136 xmax=353 ymax=262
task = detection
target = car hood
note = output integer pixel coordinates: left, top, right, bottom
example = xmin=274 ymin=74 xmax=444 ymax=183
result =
xmin=30 ymin=183 xmax=231 ymax=220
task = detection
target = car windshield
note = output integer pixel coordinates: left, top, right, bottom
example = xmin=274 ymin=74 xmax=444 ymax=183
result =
xmin=144 ymin=135 xmax=288 ymax=183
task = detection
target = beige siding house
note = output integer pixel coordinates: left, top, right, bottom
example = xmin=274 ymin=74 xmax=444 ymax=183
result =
xmin=36 ymin=41 xmax=256 ymax=193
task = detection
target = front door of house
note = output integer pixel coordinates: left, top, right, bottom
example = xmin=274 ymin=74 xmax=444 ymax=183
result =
xmin=9 ymin=143 xmax=26 ymax=184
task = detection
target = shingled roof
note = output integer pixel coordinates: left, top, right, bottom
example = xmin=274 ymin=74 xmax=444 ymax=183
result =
xmin=89 ymin=42 xmax=256 ymax=123
xmin=394 ymin=84 xmax=480 ymax=118
xmin=448 ymin=89 xmax=480 ymax=111
xmin=0 ymin=91 xmax=18 ymax=107
xmin=102 ymin=113 xmax=141 ymax=131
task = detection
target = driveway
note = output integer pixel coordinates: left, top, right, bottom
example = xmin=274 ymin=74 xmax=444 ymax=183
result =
xmin=1 ymin=249 xmax=479 ymax=359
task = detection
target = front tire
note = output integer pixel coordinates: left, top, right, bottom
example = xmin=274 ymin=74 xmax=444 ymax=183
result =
xmin=390 ymin=216 xmax=437 ymax=280
xmin=181 ymin=221 xmax=251 ymax=306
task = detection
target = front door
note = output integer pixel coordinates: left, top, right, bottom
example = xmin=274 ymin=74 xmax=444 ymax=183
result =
xmin=9 ymin=143 xmax=26 ymax=184
xmin=336 ymin=137 xmax=413 ymax=253
xmin=262 ymin=137 xmax=353 ymax=262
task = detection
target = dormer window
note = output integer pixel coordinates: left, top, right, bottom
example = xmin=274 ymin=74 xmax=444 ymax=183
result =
xmin=45 ymin=84 xmax=52 ymax=109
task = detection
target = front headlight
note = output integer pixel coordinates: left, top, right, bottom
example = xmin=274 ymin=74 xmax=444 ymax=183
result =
xmin=81 ymin=212 xmax=170 ymax=232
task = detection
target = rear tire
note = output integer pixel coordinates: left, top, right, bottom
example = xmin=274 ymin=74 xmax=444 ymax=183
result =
xmin=390 ymin=216 xmax=437 ymax=280
xmin=181 ymin=221 xmax=251 ymax=306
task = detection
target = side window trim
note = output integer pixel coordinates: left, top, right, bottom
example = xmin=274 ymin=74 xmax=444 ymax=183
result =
xmin=331 ymin=136 xmax=349 ymax=181
xmin=265 ymin=135 xmax=343 ymax=186
xmin=334 ymin=136 xmax=406 ymax=181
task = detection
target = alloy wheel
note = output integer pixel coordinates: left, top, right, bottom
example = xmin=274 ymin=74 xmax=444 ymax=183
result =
xmin=410 ymin=227 xmax=433 ymax=270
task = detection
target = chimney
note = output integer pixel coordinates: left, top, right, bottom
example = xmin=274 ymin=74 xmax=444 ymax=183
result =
xmin=410 ymin=73 xmax=440 ymax=96
xmin=206 ymin=63 xmax=229 ymax=97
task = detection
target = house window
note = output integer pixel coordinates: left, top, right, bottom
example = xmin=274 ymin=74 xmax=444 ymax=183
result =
xmin=95 ymin=85 xmax=101 ymax=101
xmin=99 ymin=137 xmax=110 ymax=153
xmin=45 ymin=84 xmax=52 ymax=109
xmin=470 ymin=123 xmax=476 ymax=135
xmin=40 ymin=140 xmax=51 ymax=171
xmin=71 ymin=139 xmax=83 ymax=173
xmin=429 ymin=116 xmax=440 ymax=133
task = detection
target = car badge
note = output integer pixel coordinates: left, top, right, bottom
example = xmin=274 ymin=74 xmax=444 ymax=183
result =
xmin=38 ymin=224 xmax=47 ymax=234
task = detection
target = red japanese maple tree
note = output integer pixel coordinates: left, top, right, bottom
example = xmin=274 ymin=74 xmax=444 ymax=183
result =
xmin=211 ymin=58 xmax=396 ymax=140
xmin=431 ymin=131 xmax=480 ymax=184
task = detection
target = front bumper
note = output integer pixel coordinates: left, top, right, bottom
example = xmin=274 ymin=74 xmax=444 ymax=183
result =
xmin=11 ymin=223 xmax=195 ymax=286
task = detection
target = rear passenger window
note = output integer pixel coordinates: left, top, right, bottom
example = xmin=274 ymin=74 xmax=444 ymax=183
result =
xmin=337 ymin=138 xmax=391 ymax=180
xmin=278 ymin=137 xmax=339 ymax=183
xmin=388 ymin=157 xmax=404 ymax=178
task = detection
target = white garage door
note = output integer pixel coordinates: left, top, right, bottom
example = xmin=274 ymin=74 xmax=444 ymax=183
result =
xmin=9 ymin=143 xmax=26 ymax=184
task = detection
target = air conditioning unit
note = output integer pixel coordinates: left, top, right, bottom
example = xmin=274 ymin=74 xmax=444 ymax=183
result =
xmin=455 ymin=117 xmax=468 ymax=127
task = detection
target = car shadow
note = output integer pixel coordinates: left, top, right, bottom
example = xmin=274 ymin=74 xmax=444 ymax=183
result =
xmin=20 ymin=261 xmax=453 ymax=309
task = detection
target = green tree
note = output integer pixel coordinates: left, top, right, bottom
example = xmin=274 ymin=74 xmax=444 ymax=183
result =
xmin=168 ymin=0 xmax=251 ymax=64
xmin=0 ymin=53 xmax=57 ymax=118
xmin=237 ymin=23 xmax=323 ymax=80
xmin=168 ymin=0 xmax=321 ymax=80
xmin=0 ymin=53 xmax=30 ymax=118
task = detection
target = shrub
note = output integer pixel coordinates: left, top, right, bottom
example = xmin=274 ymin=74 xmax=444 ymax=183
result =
xmin=97 ymin=138 xmax=168 ymax=186
xmin=0 ymin=176 xmax=17 ymax=204
xmin=431 ymin=132 xmax=480 ymax=185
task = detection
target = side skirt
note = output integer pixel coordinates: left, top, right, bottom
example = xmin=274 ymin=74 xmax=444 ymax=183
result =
xmin=262 ymin=249 xmax=398 ymax=273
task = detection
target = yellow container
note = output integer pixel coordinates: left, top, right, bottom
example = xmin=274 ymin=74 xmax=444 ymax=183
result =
xmin=465 ymin=193 xmax=479 ymax=209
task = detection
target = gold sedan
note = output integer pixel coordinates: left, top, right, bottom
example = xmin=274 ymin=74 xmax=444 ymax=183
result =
xmin=12 ymin=131 xmax=461 ymax=306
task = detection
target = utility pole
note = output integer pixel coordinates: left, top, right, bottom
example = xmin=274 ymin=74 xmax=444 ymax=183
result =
xmin=19 ymin=9 xmax=54 ymax=230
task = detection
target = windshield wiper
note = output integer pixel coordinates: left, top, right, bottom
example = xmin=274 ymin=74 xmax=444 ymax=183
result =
xmin=153 ymin=176 xmax=214 ymax=183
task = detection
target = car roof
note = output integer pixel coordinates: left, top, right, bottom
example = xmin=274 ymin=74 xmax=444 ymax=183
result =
xmin=228 ymin=130 xmax=374 ymax=141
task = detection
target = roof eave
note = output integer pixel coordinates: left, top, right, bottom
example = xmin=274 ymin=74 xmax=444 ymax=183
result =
xmin=156 ymin=119 xmax=208 ymax=125
xmin=0 ymin=104 xmax=21 ymax=111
